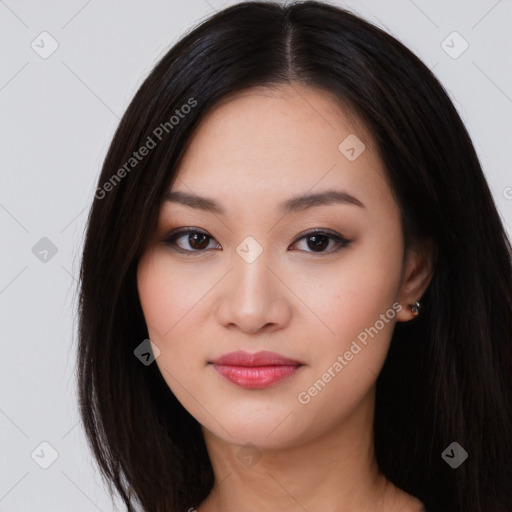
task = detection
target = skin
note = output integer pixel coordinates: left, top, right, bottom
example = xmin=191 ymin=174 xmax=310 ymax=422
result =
xmin=137 ymin=83 xmax=433 ymax=512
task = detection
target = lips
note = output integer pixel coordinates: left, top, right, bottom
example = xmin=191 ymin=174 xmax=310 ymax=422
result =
xmin=209 ymin=350 xmax=303 ymax=389
xmin=210 ymin=350 xmax=302 ymax=367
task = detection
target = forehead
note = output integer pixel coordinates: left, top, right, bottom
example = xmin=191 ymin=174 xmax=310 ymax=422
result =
xmin=169 ymin=84 xmax=392 ymax=216
xmin=178 ymin=83 xmax=366 ymax=164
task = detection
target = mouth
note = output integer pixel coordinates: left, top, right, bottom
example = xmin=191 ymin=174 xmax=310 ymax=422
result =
xmin=208 ymin=350 xmax=304 ymax=389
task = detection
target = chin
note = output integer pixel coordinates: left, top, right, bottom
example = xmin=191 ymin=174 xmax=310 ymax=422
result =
xmin=200 ymin=410 xmax=314 ymax=452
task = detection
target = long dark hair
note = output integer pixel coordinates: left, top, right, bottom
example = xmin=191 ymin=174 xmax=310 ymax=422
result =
xmin=77 ymin=2 xmax=512 ymax=511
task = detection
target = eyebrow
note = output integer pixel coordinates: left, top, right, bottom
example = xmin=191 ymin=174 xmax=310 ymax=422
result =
xmin=164 ymin=188 xmax=365 ymax=215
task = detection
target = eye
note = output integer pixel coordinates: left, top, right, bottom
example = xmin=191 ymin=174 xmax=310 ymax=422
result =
xmin=162 ymin=227 xmax=352 ymax=255
xmin=162 ymin=228 xmax=221 ymax=253
xmin=289 ymin=229 xmax=352 ymax=254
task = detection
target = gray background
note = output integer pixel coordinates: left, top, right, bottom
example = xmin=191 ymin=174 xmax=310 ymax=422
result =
xmin=1 ymin=0 xmax=511 ymax=510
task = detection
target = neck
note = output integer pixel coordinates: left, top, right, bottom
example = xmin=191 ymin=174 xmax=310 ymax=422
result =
xmin=197 ymin=388 xmax=418 ymax=512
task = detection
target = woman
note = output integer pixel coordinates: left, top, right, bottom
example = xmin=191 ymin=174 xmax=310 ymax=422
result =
xmin=77 ymin=2 xmax=512 ymax=511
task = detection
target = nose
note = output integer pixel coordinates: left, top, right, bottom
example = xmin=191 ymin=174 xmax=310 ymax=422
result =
xmin=214 ymin=250 xmax=292 ymax=335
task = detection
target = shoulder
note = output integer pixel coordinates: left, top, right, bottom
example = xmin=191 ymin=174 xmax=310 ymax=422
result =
xmin=396 ymin=495 xmax=426 ymax=512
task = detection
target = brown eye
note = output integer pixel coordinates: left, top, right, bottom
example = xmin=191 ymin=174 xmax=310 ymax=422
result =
xmin=163 ymin=227 xmax=351 ymax=255
xmin=188 ymin=232 xmax=210 ymax=250
xmin=305 ymin=234 xmax=330 ymax=252
xmin=163 ymin=229 xmax=220 ymax=253
xmin=290 ymin=229 xmax=351 ymax=254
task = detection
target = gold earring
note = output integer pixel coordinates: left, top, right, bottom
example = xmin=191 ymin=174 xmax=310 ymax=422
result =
xmin=407 ymin=300 xmax=421 ymax=317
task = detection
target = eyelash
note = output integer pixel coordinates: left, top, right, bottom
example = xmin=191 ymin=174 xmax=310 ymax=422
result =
xmin=162 ymin=227 xmax=352 ymax=255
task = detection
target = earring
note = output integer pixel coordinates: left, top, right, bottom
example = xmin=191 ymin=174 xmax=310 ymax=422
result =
xmin=407 ymin=300 xmax=421 ymax=317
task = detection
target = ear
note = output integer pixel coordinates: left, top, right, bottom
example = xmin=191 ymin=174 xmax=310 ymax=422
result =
xmin=396 ymin=238 xmax=436 ymax=322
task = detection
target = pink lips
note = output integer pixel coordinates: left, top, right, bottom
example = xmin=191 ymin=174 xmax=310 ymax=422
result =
xmin=209 ymin=350 xmax=303 ymax=389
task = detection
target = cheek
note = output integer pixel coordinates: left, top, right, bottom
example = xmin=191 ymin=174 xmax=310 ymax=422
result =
xmin=292 ymin=265 xmax=402 ymax=424
xmin=137 ymin=257 xmax=175 ymax=338
xmin=292 ymin=237 xmax=404 ymax=388
xmin=137 ymin=250 xmax=206 ymax=339
xmin=137 ymin=252 xmax=204 ymax=395
xmin=301 ymin=257 xmax=401 ymax=342
xmin=136 ymin=250 xmax=224 ymax=386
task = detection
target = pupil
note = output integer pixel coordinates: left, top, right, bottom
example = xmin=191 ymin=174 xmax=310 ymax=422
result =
xmin=308 ymin=235 xmax=328 ymax=251
xmin=190 ymin=233 xmax=208 ymax=250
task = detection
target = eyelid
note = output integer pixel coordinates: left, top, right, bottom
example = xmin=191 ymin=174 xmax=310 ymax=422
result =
xmin=162 ymin=227 xmax=221 ymax=253
xmin=289 ymin=228 xmax=351 ymax=253
xmin=290 ymin=227 xmax=345 ymax=244
xmin=162 ymin=227 xmax=352 ymax=254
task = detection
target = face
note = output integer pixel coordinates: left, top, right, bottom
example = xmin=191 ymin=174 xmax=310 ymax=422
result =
xmin=137 ymin=84 xmax=425 ymax=450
